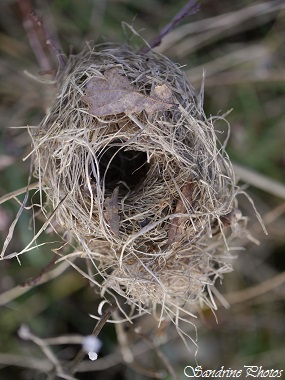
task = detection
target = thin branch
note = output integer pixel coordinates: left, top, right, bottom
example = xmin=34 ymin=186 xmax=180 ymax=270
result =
xmin=0 ymin=260 xmax=71 ymax=307
xmin=225 ymin=271 xmax=285 ymax=305
xmin=0 ymin=353 xmax=52 ymax=372
xmin=17 ymin=0 xmax=51 ymax=71
xmin=233 ymin=162 xmax=285 ymax=200
xmin=18 ymin=325 xmax=66 ymax=377
xmin=29 ymin=7 xmax=67 ymax=68
xmin=17 ymin=0 xmax=66 ymax=70
xmin=21 ymin=254 xmax=57 ymax=286
xmin=134 ymin=330 xmax=178 ymax=380
xmin=156 ymin=0 xmax=285 ymax=55
xmin=69 ymin=303 xmax=117 ymax=375
xmin=140 ymin=0 xmax=200 ymax=53
xmin=0 ymin=182 xmax=39 ymax=205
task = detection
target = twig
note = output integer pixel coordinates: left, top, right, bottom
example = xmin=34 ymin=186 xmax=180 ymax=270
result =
xmin=29 ymin=7 xmax=67 ymax=68
xmin=20 ymin=254 xmax=57 ymax=286
xmin=114 ymin=311 xmax=133 ymax=363
xmin=233 ymin=162 xmax=285 ymax=200
xmin=18 ymin=325 xmax=66 ymax=377
xmin=0 ymin=182 xmax=39 ymax=205
xmin=0 ymin=353 xmax=52 ymax=372
xmin=17 ymin=0 xmax=51 ymax=71
xmin=69 ymin=303 xmax=117 ymax=375
xmin=156 ymin=0 xmax=285 ymax=55
xmin=263 ymin=201 xmax=285 ymax=225
xmin=17 ymin=0 xmax=66 ymax=70
xmin=114 ymin=316 xmax=166 ymax=379
xmin=225 ymin=271 xmax=285 ymax=305
xmin=134 ymin=329 xmax=178 ymax=380
xmin=0 ymin=260 xmax=72 ymax=306
xmin=140 ymin=0 xmax=200 ymax=53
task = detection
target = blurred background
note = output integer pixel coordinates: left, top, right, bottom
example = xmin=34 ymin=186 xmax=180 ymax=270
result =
xmin=0 ymin=0 xmax=285 ymax=379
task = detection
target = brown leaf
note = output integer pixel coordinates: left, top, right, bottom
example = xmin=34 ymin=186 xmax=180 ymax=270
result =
xmin=104 ymin=186 xmax=120 ymax=236
xmin=168 ymin=181 xmax=194 ymax=244
xmin=81 ymin=67 xmax=177 ymax=117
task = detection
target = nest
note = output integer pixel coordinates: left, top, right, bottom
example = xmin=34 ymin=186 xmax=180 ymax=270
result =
xmin=31 ymin=44 xmax=245 ymax=325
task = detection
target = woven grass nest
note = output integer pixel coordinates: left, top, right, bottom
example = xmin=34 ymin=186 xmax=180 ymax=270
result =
xmin=31 ymin=44 xmax=246 ymax=326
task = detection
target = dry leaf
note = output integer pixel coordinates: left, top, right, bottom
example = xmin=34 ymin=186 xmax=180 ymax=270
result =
xmin=168 ymin=181 xmax=194 ymax=244
xmin=81 ymin=67 xmax=177 ymax=116
xmin=104 ymin=186 xmax=120 ymax=236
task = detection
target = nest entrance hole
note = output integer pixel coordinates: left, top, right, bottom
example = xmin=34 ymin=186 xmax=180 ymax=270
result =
xmin=98 ymin=141 xmax=150 ymax=193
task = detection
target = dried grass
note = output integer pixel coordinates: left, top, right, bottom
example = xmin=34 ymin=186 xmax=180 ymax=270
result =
xmin=29 ymin=43 xmax=248 ymax=329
